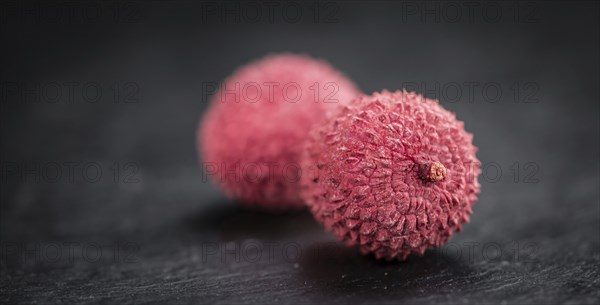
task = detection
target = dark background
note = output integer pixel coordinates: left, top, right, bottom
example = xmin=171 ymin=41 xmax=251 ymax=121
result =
xmin=1 ymin=0 xmax=599 ymax=304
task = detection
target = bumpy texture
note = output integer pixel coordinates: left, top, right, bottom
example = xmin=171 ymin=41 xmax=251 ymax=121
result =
xmin=199 ymin=54 xmax=361 ymax=211
xmin=301 ymin=90 xmax=481 ymax=260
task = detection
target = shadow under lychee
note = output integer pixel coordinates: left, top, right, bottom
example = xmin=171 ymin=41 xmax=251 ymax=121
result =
xmin=296 ymin=243 xmax=475 ymax=301
xmin=183 ymin=200 xmax=321 ymax=241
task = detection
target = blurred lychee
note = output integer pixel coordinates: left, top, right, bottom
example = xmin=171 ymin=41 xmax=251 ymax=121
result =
xmin=199 ymin=54 xmax=361 ymax=211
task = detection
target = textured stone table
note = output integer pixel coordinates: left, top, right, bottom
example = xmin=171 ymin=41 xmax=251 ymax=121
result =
xmin=1 ymin=1 xmax=598 ymax=304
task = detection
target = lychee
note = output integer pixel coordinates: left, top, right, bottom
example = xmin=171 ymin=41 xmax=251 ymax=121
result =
xmin=199 ymin=54 xmax=361 ymax=211
xmin=301 ymin=90 xmax=480 ymax=260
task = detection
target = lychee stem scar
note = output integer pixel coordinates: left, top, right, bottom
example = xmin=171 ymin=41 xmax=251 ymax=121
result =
xmin=424 ymin=161 xmax=446 ymax=182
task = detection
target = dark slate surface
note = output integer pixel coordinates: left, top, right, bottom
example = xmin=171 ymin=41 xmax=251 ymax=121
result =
xmin=1 ymin=1 xmax=599 ymax=304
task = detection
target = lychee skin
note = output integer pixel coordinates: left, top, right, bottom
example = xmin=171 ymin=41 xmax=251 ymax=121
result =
xmin=199 ymin=54 xmax=361 ymax=211
xmin=301 ymin=90 xmax=481 ymax=260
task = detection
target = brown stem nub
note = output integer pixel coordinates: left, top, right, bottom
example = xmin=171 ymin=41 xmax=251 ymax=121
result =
xmin=422 ymin=161 xmax=446 ymax=182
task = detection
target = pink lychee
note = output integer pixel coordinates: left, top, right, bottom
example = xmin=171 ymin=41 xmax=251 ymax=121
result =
xmin=199 ymin=54 xmax=361 ymax=211
xmin=301 ymin=90 xmax=481 ymax=260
